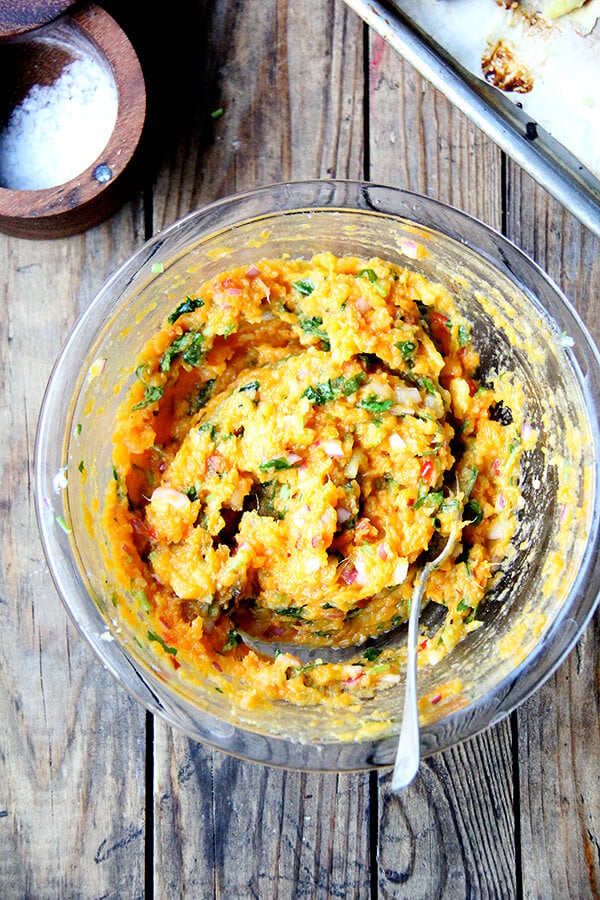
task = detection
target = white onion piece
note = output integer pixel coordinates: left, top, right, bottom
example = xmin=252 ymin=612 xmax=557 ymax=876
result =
xmin=424 ymin=391 xmax=444 ymax=417
xmin=395 ymin=386 xmax=421 ymax=405
xmin=389 ymin=432 xmax=406 ymax=451
xmin=355 ymin=296 xmax=371 ymax=314
xmin=305 ymin=556 xmax=321 ymax=574
xmin=286 ymin=453 xmax=303 ymax=465
xmin=391 ymin=558 xmax=409 ymax=585
xmin=336 ymin=506 xmax=352 ymax=524
xmin=321 ymin=439 xmax=344 ymax=457
xmin=487 ymin=519 xmax=512 ymax=540
xmin=344 ymin=450 xmax=362 ymax=479
xmin=246 ymin=264 xmax=260 ymax=277
xmin=151 ymin=487 xmax=191 ymax=511
xmin=521 ymin=421 xmax=532 ymax=441
xmin=400 ymin=239 xmax=419 ymax=259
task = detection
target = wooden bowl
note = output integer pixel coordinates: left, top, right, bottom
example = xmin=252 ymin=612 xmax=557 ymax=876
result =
xmin=0 ymin=3 xmax=145 ymax=238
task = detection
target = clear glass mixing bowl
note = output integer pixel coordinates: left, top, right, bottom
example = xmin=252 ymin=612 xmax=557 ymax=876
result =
xmin=35 ymin=181 xmax=600 ymax=770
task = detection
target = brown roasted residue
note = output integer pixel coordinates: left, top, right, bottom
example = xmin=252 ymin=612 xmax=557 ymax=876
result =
xmin=482 ymin=40 xmax=534 ymax=93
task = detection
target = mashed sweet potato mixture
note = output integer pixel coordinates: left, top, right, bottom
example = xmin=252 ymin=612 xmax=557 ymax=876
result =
xmin=104 ymin=253 xmax=533 ymax=709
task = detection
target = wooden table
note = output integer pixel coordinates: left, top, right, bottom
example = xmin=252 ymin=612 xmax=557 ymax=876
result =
xmin=2 ymin=2 xmax=599 ymax=896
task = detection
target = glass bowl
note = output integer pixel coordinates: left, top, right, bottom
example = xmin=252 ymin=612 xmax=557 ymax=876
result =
xmin=35 ymin=181 xmax=600 ymax=770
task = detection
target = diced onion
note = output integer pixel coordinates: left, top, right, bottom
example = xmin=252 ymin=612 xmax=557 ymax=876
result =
xmin=151 ymin=486 xmax=191 ymax=511
xmin=321 ymin=439 xmax=344 ymax=457
xmin=336 ymin=506 xmax=352 ymax=525
xmin=400 ymin=239 xmax=419 ymax=259
xmin=392 ymin=558 xmax=409 ymax=585
xmin=395 ymin=386 xmax=421 ymax=406
xmin=344 ymin=450 xmax=363 ymax=479
xmin=246 ymin=264 xmax=260 ymax=277
xmin=487 ymin=519 xmax=512 ymax=540
xmin=286 ymin=453 xmax=303 ymax=465
xmin=521 ymin=421 xmax=532 ymax=441
xmin=355 ymin=296 xmax=371 ymax=314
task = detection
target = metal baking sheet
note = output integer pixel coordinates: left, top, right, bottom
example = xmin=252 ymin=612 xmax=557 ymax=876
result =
xmin=345 ymin=0 xmax=600 ymax=237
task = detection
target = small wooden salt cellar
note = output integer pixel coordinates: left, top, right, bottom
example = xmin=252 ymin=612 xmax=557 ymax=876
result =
xmin=0 ymin=1 xmax=146 ymax=238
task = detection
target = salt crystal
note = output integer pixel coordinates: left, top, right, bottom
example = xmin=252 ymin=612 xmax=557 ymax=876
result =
xmin=0 ymin=53 xmax=118 ymax=191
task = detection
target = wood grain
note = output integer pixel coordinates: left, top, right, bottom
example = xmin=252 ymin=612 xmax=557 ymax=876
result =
xmin=506 ymin=166 xmax=600 ymax=899
xmin=0 ymin=207 xmax=147 ymax=896
xmin=150 ymin=2 xmax=370 ymax=898
xmin=368 ymin=39 xmax=517 ymax=898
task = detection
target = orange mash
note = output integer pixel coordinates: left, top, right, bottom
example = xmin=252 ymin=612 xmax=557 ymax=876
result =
xmin=104 ymin=253 xmax=532 ymax=708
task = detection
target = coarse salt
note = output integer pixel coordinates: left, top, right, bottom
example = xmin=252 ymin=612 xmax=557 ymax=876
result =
xmin=0 ymin=54 xmax=118 ymax=191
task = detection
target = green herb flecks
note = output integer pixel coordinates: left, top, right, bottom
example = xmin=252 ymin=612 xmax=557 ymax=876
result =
xmin=358 ymin=394 xmax=393 ymax=414
xmin=147 ymin=630 xmax=177 ymax=655
xmin=357 ymin=268 xmax=388 ymax=297
xmin=151 ymin=262 xmax=164 ymax=274
xmin=132 ymin=384 xmax=164 ymax=411
xmin=412 ymin=480 xmax=443 ymax=511
xmin=222 ymin=629 xmax=243 ymax=652
xmin=167 ymin=297 xmax=204 ymax=325
xmin=293 ymin=279 xmax=315 ymax=296
xmin=458 ymin=324 xmax=471 ymax=347
xmin=274 ymin=606 xmax=307 ymax=620
xmin=303 ymin=372 xmax=366 ymax=406
xmin=160 ymin=331 xmax=205 ymax=372
xmin=259 ymin=457 xmax=301 ymax=471
xmin=297 ymin=312 xmax=330 ymax=350
xmin=190 ymin=379 xmax=216 ymax=414
xmin=396 ymin=340 xmax=417 ymax=368
xmin=363 ymin=647 xmax=382 ymax=662
xmin=239 ymin=380 xmax=260 ymax=392
xmin=464 ymin=498 xmax=483 ymax=526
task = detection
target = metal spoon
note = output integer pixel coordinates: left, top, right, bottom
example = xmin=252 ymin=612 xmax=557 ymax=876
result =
xmin=390 ymin=517 xmax=462 ymax=790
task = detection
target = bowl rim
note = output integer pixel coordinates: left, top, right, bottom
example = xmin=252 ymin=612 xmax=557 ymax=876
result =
xmin=34 ymin=178 xmax=600 ymax=770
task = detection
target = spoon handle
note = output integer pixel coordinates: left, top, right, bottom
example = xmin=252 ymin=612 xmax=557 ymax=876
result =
xmin=391 ymin=519 xmax=462 ymax=791
xmin=391 ymin=564 xmax=426 ymax=790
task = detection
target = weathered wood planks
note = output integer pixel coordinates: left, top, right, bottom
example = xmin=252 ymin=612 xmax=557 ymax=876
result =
xmin=0 ymin=209 xmax=148 ymax=897
xmin=368 ymin=40 xmax=517 ymax=898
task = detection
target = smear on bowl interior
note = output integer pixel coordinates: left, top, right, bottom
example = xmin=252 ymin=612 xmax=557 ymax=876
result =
xmin=103 ymin=253 xmax=534 ymax=712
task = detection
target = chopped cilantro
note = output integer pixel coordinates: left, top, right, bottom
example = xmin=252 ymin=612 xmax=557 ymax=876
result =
xmin=293 ymin=279 xmax=315 ymax=296
xmin=297 ymin=312 xmax=330 ymax=350
xmin=132 ymin=384 xmax=164 ymax=411
xmin=357 ymin=268 xmax=388 ymax=297
xmin=160 ymin=331 xmax=205 ymax=371
xmin=396 ymin=340 xmax=417 ymax=367
xmin=185 ymin=486 xmax=198 ymax=502
xmin=465 ymin=605 xmax=479 ymax=624
xmin=167 ymin=297 xmax=204 ymax=325
xmin=465 ymin=498 xmax=483 ymax=526
xmin=222 ymin=629 xmax=243 ymax=652
xmin=239 ymin=380 xmax=260 ymax=392
xmin=191 ymin=379 xmax=216 ymax=413
xmin=342 ymin=372 xmax=366 ymax=395
xmin=458 ymin=324 xmax=470 ymax=347
xmin=457 ymin=599 xmax=470 ymax=613
xmin=147 ymin=630 xmax=177 ymax=655
xmin=76 ymin=423 xmax=82 ymax=436
xmin=274 ymin=606 xmax=306 ymax=620
xmin=78 ymin=460 xmax=85 ymax=474
xmin=358 ymin=394 xmax=393 ymax=414
xmin=363 ymin=647 xmax=382 ymax=661
xmin=413 ymin=480 xmax=443 ymax=511
xmin=419 ymin=377 xmax=437 ymax=395
xmin=463 ymin=466 xmax=478 ymax=499
xmin=259 ymin=457 xmax=300 ymax=471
